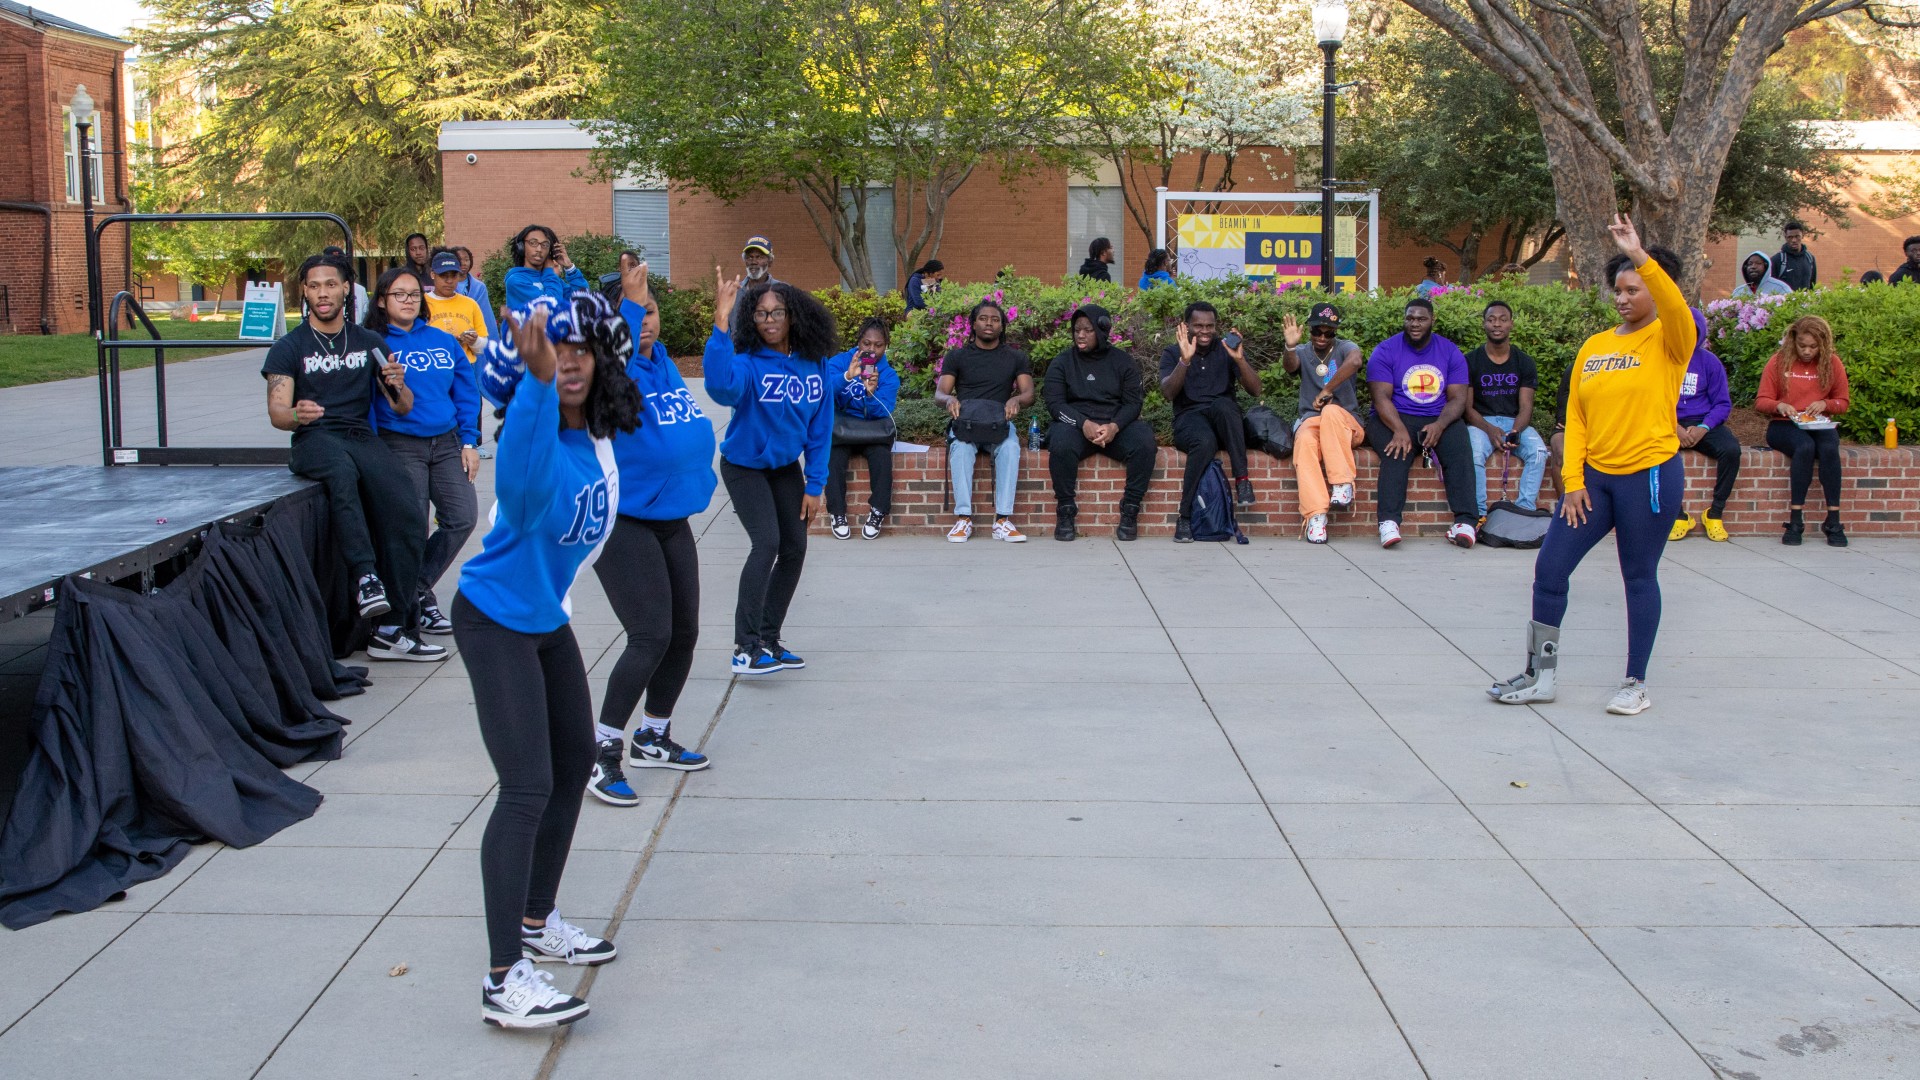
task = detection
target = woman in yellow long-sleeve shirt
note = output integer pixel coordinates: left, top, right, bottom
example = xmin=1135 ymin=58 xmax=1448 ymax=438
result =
xmin=1490 ymin=215 xmax=1695 ymax=716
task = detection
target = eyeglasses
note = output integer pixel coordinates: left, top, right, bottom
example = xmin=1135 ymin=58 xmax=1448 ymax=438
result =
xmin=1310 ymin=327 xmax=1335 ymax=337
xmin=751 ymin=308 xmax=789 ymax=323
xmin=387 ymin=291 xmax=423 ymax=302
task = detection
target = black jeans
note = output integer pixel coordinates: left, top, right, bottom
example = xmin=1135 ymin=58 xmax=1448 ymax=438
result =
xmin=1172 ymin=398 xmax=1247 ymax=517
xmin=451 ymin=593 xmax=593 ymax=971
xmin=826 ymin=443 xmax=893 ymax=517
xmin=593 ymin=516 xmax=699 ymax=726
xmin=722 ymin=459 xmax=808 ymax=650
xmin=1766 ymin=420 xmax=1844 ymax=508
xmin=379 ymin=430 xmax=477 ymax=607
xmin=1363 ymin=412 xmax=1476 ymax=525
xmin=1682 ymin=424 xmax=1743 ymax=516
xmin=1048 ymin=420 xmax=1157 ymax=506
xmin=289 ymin=428 xmax=426 ymax=628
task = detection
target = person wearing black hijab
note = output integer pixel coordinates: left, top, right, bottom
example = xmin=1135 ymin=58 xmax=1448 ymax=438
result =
xmin=1043 ymin=304 xmax=1156 ymax=541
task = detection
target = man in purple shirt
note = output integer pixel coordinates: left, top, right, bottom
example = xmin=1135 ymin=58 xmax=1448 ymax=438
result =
xmin=1365 ymin=297 xmax=1478 ymax=548
xmin=1671 ymin=309 xmax=1739 ymax=542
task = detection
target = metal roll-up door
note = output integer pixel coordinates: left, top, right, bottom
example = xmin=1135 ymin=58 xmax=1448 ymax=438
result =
xmin=613 ymin=190 xmax=670 ymax=277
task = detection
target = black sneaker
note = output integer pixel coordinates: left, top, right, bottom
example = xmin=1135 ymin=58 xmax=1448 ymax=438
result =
xmin=1116 ymin=502 xmax=1141 ymax=542
xmin=1173 ymin=517 xmax=1194 ymax=543
xmin=416 ymin=595 xmax=454 ymax=636
xmin=481 ymin=959 xmax=588 ymax=1029
xmin=766 ymin=641 xmax=806 ymax=669
xmin=357 ymin=574 xmax=391 ymax=619
xmin=1054 ymin=502 xmax=1078 ymax=542
xmin=1824 ymin=517 xmax=1849 ymax=547
xmin=1235 ymin=477 xmax=1255 ymax=506
xmin=586 ymin=737 xmax=641 ymax=805
xmin=367 ymin=628 xmax=448 ymax=662
xmin=630 ymin=725 xmax=710 ymax=771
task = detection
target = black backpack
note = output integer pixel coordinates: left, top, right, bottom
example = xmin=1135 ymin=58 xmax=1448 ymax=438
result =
xmin=1191 ymin=460 xmax=1248 ymax=544
xmin=1479 ymin=501 xmax=1552 ymax=548
xmin=1244 ymin=404 xmax=1294 ymax=457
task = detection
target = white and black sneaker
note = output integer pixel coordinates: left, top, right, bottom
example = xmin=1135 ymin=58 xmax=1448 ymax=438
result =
xmin=522 ymin=910 xmax=617 ymax=967
xmin=367 ymin=628 xmax=448 ymax=662
xmin=586 ymin=737 xmax=641 ymax=805
xmin=830 ymin=514 xmax=852 ymax=540
xmin=356 ymin=574 xmax=392 ymax=619
xmin=731 ymin=646 xmax=782 ymax=675
xmin=416 ymin=595 xmax=454 ymax=636
xmin=630 ymin=725 xmax=710 ymax=771
xmin=862 ymin=509 xmax=884 ymax=540
xmin=481 ymin=959 xmax=588 ymax=1029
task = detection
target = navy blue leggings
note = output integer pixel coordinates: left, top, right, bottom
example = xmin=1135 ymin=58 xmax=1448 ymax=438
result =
xmin=1531 ymin=455 xmax=1682 ymax=681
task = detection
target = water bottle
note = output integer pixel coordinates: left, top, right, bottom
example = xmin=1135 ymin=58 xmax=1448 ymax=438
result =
xmin=1027 ymin=415 xmax=1043 ymax=451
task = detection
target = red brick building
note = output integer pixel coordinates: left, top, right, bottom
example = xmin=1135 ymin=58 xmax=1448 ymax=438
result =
xmin=0 ymin=1 xmax=132 ymax=335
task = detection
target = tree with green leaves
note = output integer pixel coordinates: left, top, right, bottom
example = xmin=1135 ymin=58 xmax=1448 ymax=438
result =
xmin=595 ymin=0 xmax=1103 ymax=288
xmin=133 ymin=0 xmax=602 ymax=263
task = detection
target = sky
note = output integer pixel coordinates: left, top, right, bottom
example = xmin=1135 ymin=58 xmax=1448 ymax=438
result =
xmin=16 ymin=0 xmax=149 ymax=38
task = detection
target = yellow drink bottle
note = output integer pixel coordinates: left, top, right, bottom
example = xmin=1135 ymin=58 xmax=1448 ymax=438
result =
xmin=1887 ymin=418 xmax=1900 ymax=449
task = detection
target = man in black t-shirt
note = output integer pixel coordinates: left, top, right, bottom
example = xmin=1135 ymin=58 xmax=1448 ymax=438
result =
xmin=1462 ymin=300 xmax=1549 ymax=517
xmin=935 ymin=299 xmax=1035 ymax=542
xmin=263 ymin=251 xmax=442 ymax=662
xmin=1158 ymin=300 xmax=1261 ymax=542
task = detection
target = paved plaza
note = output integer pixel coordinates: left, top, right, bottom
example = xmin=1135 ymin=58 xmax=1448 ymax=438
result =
xmin=1 ymin=353 xmax=1918 ymax=1079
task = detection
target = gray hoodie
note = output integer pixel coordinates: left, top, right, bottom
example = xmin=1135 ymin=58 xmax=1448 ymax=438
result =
xmin=1732 ymin=249 xmax=1791 ymax=298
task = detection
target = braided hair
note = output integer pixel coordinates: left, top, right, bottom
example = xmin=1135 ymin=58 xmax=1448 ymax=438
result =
xmin=477 ymin=290 xmax=643 ymax=438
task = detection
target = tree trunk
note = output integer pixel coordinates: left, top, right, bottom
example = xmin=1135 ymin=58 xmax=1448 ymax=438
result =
xmin=1534 ymin=107 xmax=1618 ymax=290
xmin=795 ymin=177 xmax=873 ymax=290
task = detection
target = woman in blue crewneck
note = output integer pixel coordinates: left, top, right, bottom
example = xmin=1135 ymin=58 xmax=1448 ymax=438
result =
xmin=704 ymin=269 xmax=838 ymax=676
xmin=366 ymin=267 xmax=481 ymax=642
xmin=826 ymin=318 xmax=901 ymax=540
xmin=582 ymin=261 xmax=721 ymax=807
xmin=456 ymin=292 xmax=641 ymax=1030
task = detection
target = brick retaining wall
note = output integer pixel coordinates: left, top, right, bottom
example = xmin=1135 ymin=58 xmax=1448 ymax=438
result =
xmin=816 ymin=444 xmax=1920 ymax=540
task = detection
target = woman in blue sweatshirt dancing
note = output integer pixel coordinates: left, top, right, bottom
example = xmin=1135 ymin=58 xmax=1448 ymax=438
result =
xmin=456 ymin=292 xmax=641 ymax=1029
xmin=705 ymin=269 xmax=838 ymax=676
xmin=583 ymin=261 xmax=720 ymax=806
xmin=367 ymin=268 xmax=482 ymax=640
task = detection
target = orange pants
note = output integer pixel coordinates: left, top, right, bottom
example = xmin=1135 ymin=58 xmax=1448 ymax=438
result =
xmin=1293 ymin=404 xmax=1363 ymax=520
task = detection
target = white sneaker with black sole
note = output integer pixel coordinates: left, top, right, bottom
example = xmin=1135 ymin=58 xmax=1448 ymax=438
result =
xmin=367 ymin=628 xmax=448 ymax=662
xmin=481 ymin=959 xmax=588 ymax=1029
xmin=522 ymin=910 xmax=617 ymax=966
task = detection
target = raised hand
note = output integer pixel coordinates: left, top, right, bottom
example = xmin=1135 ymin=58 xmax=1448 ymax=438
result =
xmin=512 ymin=305 xmax=557 ymax=384
xmin=713 ymin=269 xmax=742 ymax=331
xmin=623 ymin=260 xmax=651 ymax=306
xmin=1608 ymin=213 xmax=1646 ymax=263
xmin=1176 ymin=322 xmax=1196 ymax=362
xmin=1283 ymin=313 xmax=1302 ymax=348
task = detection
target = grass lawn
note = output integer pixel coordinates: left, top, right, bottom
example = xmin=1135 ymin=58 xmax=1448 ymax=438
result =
xmin=0 ymin=320 xmax=250 ymax=389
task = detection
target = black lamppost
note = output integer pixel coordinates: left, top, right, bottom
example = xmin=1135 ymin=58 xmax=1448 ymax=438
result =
xmin=71 ymin=84 xmax=99 ymax=337
xmin=1313 ymin=0 xmax=1349 ymax=293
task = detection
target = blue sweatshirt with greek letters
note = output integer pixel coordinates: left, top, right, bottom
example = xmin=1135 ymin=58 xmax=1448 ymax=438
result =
xmin=702 ymin=326 xmax=833 ymax=496
xmin=371 ymin=320 xmax=481 ymax=443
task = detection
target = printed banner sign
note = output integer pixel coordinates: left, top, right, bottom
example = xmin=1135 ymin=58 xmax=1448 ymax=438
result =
xmin=238 ymin=280 xmax=285 ymax=342
xmin=1176 ymin=214 xmax=1357 ymax=291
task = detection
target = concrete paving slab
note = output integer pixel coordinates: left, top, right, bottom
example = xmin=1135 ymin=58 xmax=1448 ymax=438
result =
xmin=551 ymin=922 xmax=1424 ymax=1080
xmin=1665 ymin=804 xmax=1920 ymax=860
xmin=257 ymin=792 xmax=482 ymax=849
xmin=1520 ymin=858 xmax=1801 ymax=928
xmin=1587 ymin=925 xmax=1920 ymax=1079
xmin=1271 ymin=803 xmax=1508 ymax=859
xmin=1730 ymin=860 xmax=1920 ymax=926
xmin=1826 ymin=927 xmax=1920 ymax=1003
xmin=0 ymin=910 xmax=138 ymax=1029
xmin=1473 ymin=803 xmax=1722 ymax=860
xmin=448 ymin=794 xmax=673 ymax=852
xmin=154 ymin=844 xmax=436 ymax=916
xmin=392 ymin=846 xmax=639 ymax=920
xmin=1220 ymin=719 xmax=1458 ymax=803
xmin=1308 ymin=857 xmax=1572 ymax=927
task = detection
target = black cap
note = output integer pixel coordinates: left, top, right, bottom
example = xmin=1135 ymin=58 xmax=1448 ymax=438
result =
xmin=1306 ymin=303 xmax=1341 ymax=329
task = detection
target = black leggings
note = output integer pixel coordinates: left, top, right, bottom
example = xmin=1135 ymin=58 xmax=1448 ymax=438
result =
xmin=593 ymin=516 xmax=699 ymax=727
xmin=1172 ymin=398 xmax=1248 ymax=516
xmin=452 ymin=593 xmax=593 ymax=970
xmin=1682 ymin=424 xmax=1743 ymax=516
xmin=288 ymin=428 xmax=426 ymax=628
xmin=1363 ymin=412 xmax=1477 ymax=525
xmin=722 ymin=459 xmax=808 ymax=650
xmin=1765 ymin=420 xmax=1843 ymax=508
xmin=826 ymin=443 xmax=893 ymax=517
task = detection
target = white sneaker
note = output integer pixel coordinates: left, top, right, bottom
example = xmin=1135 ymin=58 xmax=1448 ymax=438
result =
xmin=1330 ymin=483 xmax=1354 ymax=508
xmin=1448 ymin=521 xmax=1477 ymax=549
xmin=830 ymin=514 xmax=851 ymax=540
xmin=1303 ymin=512 xmax=1328 ymax=544
xmin=992 ymin=518 xmax=1028 ymax=543
xmin=1378 ymin=521 xmax=1402 ymax=548
xmin=861 ymin=509 xmax=884 ymax=540
xmin=947 ymin=518 xmax=973 ymax=543
xmin=367 ymin=629 xmax=448 ymax=662
xmin=522 ymin=910 xmax=617 ymax=966
xmin=1606 ymin=678 xmax=1651 ymax=715
xmin=481 ymin=959 xmax=589 ymax=1029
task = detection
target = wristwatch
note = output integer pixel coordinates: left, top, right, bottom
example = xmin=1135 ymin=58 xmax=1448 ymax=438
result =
xmin=462 ymin=443 xmax=477 ymax=450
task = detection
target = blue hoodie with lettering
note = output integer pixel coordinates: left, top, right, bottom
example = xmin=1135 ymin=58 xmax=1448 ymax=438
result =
xmin=456 ymin=370 xmax=618 ymax=634
xmin=702 ymin=326 xmax=833 ymax=496
xmin=830 ymin=347 xmax=900 ymax=419
xmin=615 ymin=299 xmax=718 ymax=520
xmin=371 ymin=320 xmax=481 ymax=444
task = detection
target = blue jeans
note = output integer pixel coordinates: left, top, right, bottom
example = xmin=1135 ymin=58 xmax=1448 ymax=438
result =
xmin=950 ymin=425 xmax=1020 ymax=517
xmin=1468 ymin=417 xmax=1549 ymax=514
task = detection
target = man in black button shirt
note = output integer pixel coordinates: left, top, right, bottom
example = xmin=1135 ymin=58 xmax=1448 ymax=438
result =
xmin=1463 ymin=301 xmax=1549 ymax=517
xmin=1043 ymin=304 xmax=1156 ymax=541
xmin=1159 ymin=301 xmax=1260 ymax=542
xmin=262 ymin=251 xmax=442 ymax=662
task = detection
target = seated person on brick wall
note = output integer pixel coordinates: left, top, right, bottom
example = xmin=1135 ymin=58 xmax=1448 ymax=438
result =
xmin=1160 ymin=301 xmax=1260 ymax=543
xmin=503 ymin=225 xmax=589 ymax=311
xmin=1044 ymin=305 xmax=1156 ymax=542
xmin=1283 ymin=304 xmax=1365 ymax=545
xmin=1669 ymin=309 xmax=1740 ymax=543
xmin=826 ymin=318 xmax=902 ymax=541
xmin=261 ymin=251 xmax=443 ymax=662
xmin=1464 ymin=301 xmax=1551 ymax=520
xmin=937 ymin=299 xmax=1035 ymax=543
xmin=1756 ymin=314 xmax=1851 ymax=547
xmin=1365 ymin=297 xmax=1479 ymax=549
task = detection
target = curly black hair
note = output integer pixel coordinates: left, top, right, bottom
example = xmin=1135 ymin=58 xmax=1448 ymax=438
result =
xmin=855 ymin=316 xmax=890 ymax=344
xmin=730 ymin=281 xmax=840 ymax=360
xmin=582 ymin=339 xmax=644 ymax=439
xmin=362 ymin=267 xmax=426 ymax=337
xmin=1604 ymin=244 xmax=1683 ymax=289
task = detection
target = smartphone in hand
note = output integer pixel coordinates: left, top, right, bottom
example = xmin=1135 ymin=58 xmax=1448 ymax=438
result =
xmin=1223 ymin=331 xmax=1243 ymax=350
